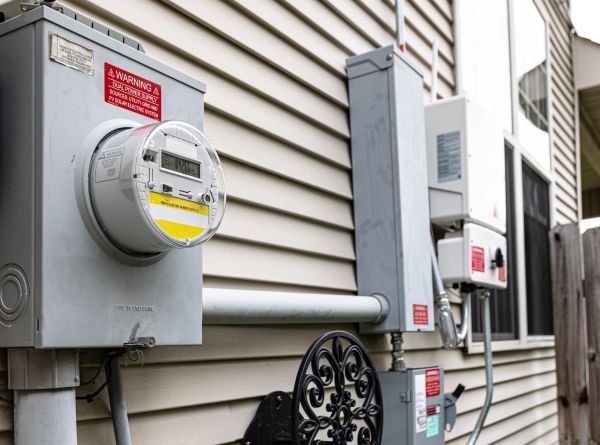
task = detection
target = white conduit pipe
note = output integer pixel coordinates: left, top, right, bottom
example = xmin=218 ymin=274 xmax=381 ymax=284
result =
xmin=202 ymin=288 xmax=389 ymax=325
xmin=452 ymin=0 xmax=464 ymax=94
xmin=395 ymin=0 xmax=406 ymax=51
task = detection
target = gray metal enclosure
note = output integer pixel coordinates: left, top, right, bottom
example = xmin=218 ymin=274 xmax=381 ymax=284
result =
xmin=380 ymin=368 xmax=446 ymax=444
xmin=347 ymin=46 xmax=433 ymax=334
xmin=0 ymin=7 xmax=206 ymax=348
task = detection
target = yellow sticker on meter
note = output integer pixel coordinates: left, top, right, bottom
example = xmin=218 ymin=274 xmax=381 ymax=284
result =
xmin=149 ymin=192 xmax=209 ymax=240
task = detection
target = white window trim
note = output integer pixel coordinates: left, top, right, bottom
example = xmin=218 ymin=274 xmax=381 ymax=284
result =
xmin=466 ymin=0 xmax=556 ymax=353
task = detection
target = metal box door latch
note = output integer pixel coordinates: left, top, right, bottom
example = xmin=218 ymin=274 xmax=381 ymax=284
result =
xmin=241 ymin=331 xmax=384 ymax=445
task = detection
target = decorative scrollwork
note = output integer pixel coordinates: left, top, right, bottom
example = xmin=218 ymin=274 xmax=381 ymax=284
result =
xmin=291 ymin=331 xmax=383 ymax=445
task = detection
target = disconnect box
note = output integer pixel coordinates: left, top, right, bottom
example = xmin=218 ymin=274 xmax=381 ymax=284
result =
xmin=438 ymin=223 xmax=507 ymax=289
xmin=380 ymin=367 xmax=446 ymax=444
xmin=347 ymin=45 xmax=434 ymax=334
xmin=426 ymin=96 xmax=506 ymax=235
xmin=0 ymin=7 xmax=224 ymax=348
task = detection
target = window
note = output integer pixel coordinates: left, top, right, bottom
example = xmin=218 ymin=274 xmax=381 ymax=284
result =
xmin=472 ymin=144 xmax=519 ymax=341
xmin=522 ymin=162 xmax=553 ymax=335
xmin=514 ymin=0 xmax=551 ymax=171
xmin=457 ymin=0 xmax=512 ymax=132
xmin=456 ymin=0 xmax=556 ymax=349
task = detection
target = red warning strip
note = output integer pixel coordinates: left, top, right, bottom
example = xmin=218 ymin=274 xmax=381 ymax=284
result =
xmin=104 ymin=62 xmax=161 ymax=121
xmin=426 ymin=368 xmax=441 ymax=398
xmin=413 ymin=304 xmax=429 ymax=325
xmin=499 ymin=265 xmax=506 ymax=282
xmin=471 ymin=246 xmax=485 ymax=273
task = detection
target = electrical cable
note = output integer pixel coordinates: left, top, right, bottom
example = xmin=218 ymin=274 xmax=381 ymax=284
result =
xmin=80 ymin=354 xmax=111 ymax=386
xmin=76 ymin=352 xmax=120 ymax=403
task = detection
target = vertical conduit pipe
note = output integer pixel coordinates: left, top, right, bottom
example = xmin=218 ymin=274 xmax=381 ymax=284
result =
xmin=14 ymin=388 xmax=77 ymax=445
xmin=106 ymin=357 xmax=132 ymax=445
xmin=466 ymin=291 xmax=494 ymax=445
xmin=395 ymin=0 xmax=406 ymax=51
xmin=452 ymin=0 xmax=464 ymax=94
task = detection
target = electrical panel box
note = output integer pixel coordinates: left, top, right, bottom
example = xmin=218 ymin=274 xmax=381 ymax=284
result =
xmin=347 ymin=45 xmax=434 ymax=334
xmin=0 ymin=7 xmax=219 ymax=348
xmin=380 ymin=367 xmax=446 ymax=445
xmin=426 ymin=96 xmax=506 ymax=235
xmin=438 ymin=223 xmax=507 ymax=289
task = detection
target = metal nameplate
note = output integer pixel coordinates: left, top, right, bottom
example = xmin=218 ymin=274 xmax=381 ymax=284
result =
xmin=50 ymin=34 xmax=94 ymax=75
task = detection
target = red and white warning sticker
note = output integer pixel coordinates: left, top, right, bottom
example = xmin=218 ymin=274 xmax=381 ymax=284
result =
xmin=471 ymin=246 xmax=485 ymax=273
xmin=499 ymin=265 xmax=506 ymax=282
xmin=104 ymin=63 xmax=161 ymax=121
xmin=425 ymin=368 xmax=441 ymax=398
xmin=413 ymin=304 xmax=429 ymax=325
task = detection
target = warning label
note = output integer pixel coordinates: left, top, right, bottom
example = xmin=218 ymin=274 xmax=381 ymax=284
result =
xmin=414 ymin=373 xmax=426 ymax=433
xmin=499 ymin=265 xmax=506 ymax=282
xmin=104 ymin=63 xmax=161 ymax=120
xmin=95 ymin=148 xmax=124 ymax=182
xmin=471 ymin=246 xmax=485 ymax=273
xmin=149 ymin=192 xmax=209 ymax=240
xmin=426 ymin=404 xmax=441 ymax=416
xmin=425 ymin=368 xmax=441 ymax=398
xmin=413 ymin=304 xmax=429 ymax=325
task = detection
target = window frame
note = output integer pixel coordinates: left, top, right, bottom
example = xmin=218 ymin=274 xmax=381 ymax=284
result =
xmin=465 ymin=0 xmax=556 ymax=353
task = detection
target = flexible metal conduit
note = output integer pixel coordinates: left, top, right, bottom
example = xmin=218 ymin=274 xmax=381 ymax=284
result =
xmin=466 ymin=291 xmax=494 ymax=445
xmin=202 ymin=288 xmax=389 ymax=325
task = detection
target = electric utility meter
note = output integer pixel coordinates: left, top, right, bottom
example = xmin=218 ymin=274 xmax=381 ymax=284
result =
xmin=90 ymin=121 xmax=225 ymax=255
xmin=0 ymin=6 xmax=220 ymax=348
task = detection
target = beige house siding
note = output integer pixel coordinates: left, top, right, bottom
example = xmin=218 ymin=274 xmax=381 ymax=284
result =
xmin=0 ymin=0 xmax=576 ymax=443
xmin=542 ymin=0 xmax=579 ymax=224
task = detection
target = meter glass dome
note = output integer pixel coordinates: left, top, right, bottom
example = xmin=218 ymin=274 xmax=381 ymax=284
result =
xmin=89 ymin=120 xmax=225 ymax=255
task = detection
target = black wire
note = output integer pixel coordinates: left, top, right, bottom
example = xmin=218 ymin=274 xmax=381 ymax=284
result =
xmin=76 ymin=352 xmax=120 ymax=403
xmin=80 ymin=355 xmax=110 ymax=386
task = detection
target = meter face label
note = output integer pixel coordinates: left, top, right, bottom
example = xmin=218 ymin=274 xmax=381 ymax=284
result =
xmin=95 ymin=148 xmax=124 ymax=182
xmin=104 ymin=63 xmax=162 ymax=121
xmin=50 ymin=34 xmax=94 ymax=75
xmin=149 ymin=193 xmax=208 ymax=240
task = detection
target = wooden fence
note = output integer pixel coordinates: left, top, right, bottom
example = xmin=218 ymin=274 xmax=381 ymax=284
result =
xmin=550 ymin=224 xmax=600 ymax=444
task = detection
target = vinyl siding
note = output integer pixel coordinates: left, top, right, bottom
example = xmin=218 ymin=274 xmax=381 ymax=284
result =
xmin=0 ymin=0 xmax=569 ymax=443
xmin=541 ymin=0 xmax=579 ymax=224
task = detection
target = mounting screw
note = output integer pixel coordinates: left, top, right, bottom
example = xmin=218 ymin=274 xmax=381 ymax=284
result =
xmin=386 ymin=53 xmax=393 ymax=60
xmin=276 ymin=395 xmax=283 ymax=402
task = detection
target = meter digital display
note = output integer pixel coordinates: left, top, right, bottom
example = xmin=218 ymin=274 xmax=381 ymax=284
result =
xmin=161 ymin=152 xmax=201 ymax=179
xmin=89 ymin=121 xmax=226 ymax=256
